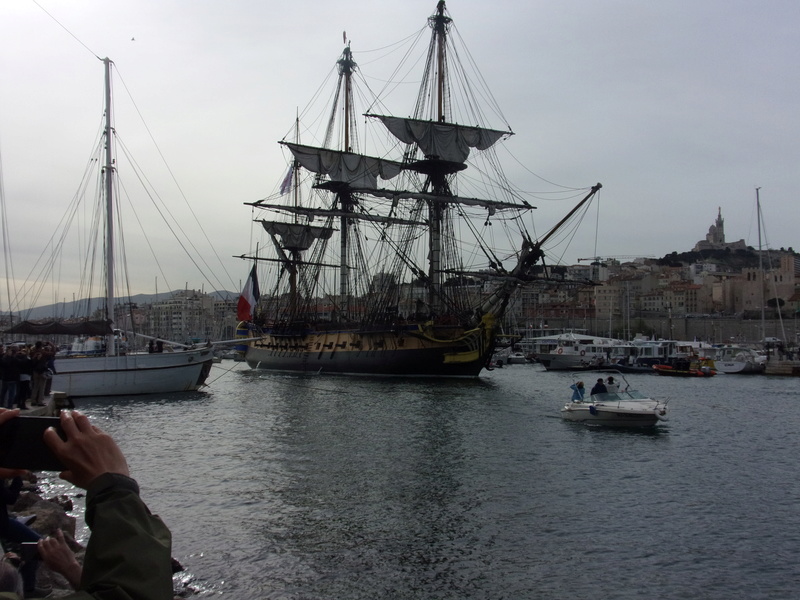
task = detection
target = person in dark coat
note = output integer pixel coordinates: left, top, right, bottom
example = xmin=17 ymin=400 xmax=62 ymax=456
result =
xmin=0 ymin=347 xmax=21 ymax=410
xmin=590 ymin=378 xmax=608 ymax=395
xmin=42 ymin=345 xmax=57 ymax=397
xmin=28 ymin=351 xmax=48 ymax=407
xmin=15 ymin=349 xmax=32 ymax=411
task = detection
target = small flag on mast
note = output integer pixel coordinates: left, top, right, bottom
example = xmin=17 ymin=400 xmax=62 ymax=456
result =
xmin=279 ymin=166 xmax=293 ymax=195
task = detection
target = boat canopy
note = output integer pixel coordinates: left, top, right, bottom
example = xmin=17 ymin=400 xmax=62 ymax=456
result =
xmin=3 ymin=319 xmax=113 ymax=336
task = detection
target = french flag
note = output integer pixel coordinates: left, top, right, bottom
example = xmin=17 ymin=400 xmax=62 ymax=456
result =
xmin=237 ymin=265 xmax=261 ymax=321
xmin=279 ymin=166 xmax=293 ymax=195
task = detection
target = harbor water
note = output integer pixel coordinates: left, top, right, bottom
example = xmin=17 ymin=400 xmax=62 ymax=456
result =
xmin=41 ymin=362 xmax=799 ymax=599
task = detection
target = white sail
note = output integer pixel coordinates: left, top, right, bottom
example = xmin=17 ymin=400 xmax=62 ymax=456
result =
xmin=260 ymin=220 xmax=334 ymax=251
xmin=282 ymin=142 xmax=403 ymax=188
xmin=367 ymin=115 xmax=511 ymax=163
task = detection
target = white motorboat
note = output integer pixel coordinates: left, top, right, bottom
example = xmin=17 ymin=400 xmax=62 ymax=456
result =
xmin=505 ymin=351 xmax=529 ymax=364
xmin=561 ymin=374 xmax=668 ymax=427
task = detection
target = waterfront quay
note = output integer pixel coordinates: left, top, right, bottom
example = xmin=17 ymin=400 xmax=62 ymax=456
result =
xmin=520 ymin=316 xmax=798 ymax=346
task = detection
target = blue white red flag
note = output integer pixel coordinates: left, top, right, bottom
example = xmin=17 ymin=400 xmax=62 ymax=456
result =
xmin=237 ymin=265 xmax=261 ymax=321
xmin=279 ymin=166 xmax=293 ymax=195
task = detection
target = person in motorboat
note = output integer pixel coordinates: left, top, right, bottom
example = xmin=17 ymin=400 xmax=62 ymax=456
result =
xmin=605 ymin=376 xmax=619 ymax=392
xmin=590 ymin=378 xmax=607 ymax=395
xmin=569 ymin=381 xmax=585 ymax=401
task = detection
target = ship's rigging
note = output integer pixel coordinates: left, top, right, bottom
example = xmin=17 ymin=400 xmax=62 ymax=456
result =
xmin=237 ymin=1 xmax=601 ymax=376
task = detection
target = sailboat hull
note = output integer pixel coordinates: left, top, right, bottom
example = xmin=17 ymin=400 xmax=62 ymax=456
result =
xmin=53 ymin=348 xmax=214 ymax=397
xmin=244 ymin=326 xmax=493 ymax=377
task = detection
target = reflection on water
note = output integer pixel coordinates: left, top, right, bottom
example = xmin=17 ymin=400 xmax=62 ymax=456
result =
xmin=57 ymin=363 xmax=800 ymax=599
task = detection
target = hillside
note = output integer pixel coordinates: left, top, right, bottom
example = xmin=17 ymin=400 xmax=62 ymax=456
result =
xmin=656 ymin=247 xmax=763 ymax=270
xmin=13 ymin=290 xmax=238 ymax=321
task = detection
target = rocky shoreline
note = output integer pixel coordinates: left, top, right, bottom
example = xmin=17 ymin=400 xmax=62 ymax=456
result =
xmin=8 ymin=473 xmax=83 ymax=598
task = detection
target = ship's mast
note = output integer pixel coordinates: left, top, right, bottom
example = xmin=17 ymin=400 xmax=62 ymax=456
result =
xmin=427 ymin=1 xmax=452 ymax=313
xmin=102 ymin=57 xmax=116 ymax=356
xmin=434 ymin=1 xmax=449 ymax=123
xmin=289 ymin=114 xmax=301 ymax=316
xmin=337 ymin=45 xmax=356 ymax=318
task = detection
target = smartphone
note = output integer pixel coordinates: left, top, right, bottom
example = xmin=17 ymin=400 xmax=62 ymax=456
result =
xmin=19 ymin=542 xmax=39 ymax=562
xmin=0 ymin=416 xmax=66 ymax=471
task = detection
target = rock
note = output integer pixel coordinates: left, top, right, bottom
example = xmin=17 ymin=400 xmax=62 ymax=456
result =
xmin=12 ymin=494 xmax=76 ymax=539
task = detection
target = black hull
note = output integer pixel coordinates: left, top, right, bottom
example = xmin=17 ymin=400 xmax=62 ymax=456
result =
xmin=246 ymin=346 xmax=486 ymax=377
xmin=242 ymin=323 xmax=494 ymax=377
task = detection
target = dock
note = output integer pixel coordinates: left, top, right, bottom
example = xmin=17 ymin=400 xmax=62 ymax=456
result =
xmin=18 ymin=391 xmax=72 ymax=416
xmin=764 ymin=360 xmax=800 ymax=376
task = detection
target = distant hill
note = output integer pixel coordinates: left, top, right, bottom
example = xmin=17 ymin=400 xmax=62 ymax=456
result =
xmin=656 ymin=248 xmax=763 ymax=270
xmin=13 ymin=290 xmax=238 ymax=321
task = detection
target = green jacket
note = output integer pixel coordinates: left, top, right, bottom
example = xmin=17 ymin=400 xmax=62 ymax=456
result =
xmin=66 ymin=473 xmax=174 ymax=600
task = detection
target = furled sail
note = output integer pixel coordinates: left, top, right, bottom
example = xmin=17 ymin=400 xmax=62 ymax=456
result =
xmin=251 ymin=203 xmax=425 ymax=227
xmin=357 ymin=188 xmax=534 ymax=212
xmin=366 ymin=115 xmax=512 ymax=163
xmin=282 ymin=142 xmax=403 ymax=189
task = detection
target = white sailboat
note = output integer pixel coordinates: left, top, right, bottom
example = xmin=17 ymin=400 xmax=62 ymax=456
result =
xmin=713 ymin=345 xmax=765 ymax=374
xmin=5 ymin=58 xmax=213 ymax=397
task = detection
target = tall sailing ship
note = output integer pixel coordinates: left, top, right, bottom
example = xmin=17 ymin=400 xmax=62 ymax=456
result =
xmin=238 ymin=1 xmax=601 ymax=376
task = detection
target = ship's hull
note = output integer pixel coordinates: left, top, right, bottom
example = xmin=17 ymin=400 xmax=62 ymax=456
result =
xmin=652 ymin=364 xmax=716 ymax=377
xmin=53 ymin=348 xmax=214 ymax=397
xmin=560 ymin=402 xmax=664 ymax=428
xmin=243 ymin=323 xmax=493 ymax=377
xmin=714 ymin=360 xmax=764 ymax=374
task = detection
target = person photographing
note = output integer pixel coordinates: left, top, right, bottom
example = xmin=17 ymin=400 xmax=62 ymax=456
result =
xmin=0 ymin=409 xmax=174 ymax=600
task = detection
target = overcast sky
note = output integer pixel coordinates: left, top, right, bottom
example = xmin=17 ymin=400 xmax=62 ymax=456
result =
xmin=1 ymin=0 xmax=798 ymax=309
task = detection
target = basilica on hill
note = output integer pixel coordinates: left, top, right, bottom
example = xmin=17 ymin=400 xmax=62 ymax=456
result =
xmin=693 ymin=208 xmax=747 ymax=252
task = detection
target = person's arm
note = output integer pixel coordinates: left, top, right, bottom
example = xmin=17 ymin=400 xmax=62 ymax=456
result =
xmin=78 ymin=473 xmax=173 ymax=599
xmin=38 ymin=529 xmax=82 ymax=590
xmin=43 ymin=411 xmax=174 ymax=600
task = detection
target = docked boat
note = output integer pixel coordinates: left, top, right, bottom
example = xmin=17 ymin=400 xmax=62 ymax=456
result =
xmin=712 ymin=345 xmax=765 ymax=374
xmin=504 ymin=351 xmax=529 ymax=365
xmin=561 ymin=375 xmax=669 ymax=428
xmin=531 ymin=332 xmax=625 ymax=371
xmin=652 ymin=358 xmax=717 ymax=377
xmin=3 ymin=58 xmax=214 ymax=397
xmin=236 ymin=3 xmax=602 ymax=377
xmin=609 ymin=338 xmax=716 ymax=375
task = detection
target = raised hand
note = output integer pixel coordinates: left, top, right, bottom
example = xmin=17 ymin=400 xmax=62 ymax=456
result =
xmin=44 ymin=411 xmax=130 ymax=489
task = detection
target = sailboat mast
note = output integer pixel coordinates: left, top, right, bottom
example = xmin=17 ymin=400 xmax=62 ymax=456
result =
xmin=757 ymin=187 xmax=765 ymax=341
xmin=102 ymin=57 xmax=116 ymax=355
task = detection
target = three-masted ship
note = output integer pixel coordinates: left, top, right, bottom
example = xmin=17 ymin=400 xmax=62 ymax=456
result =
xmin=238 ymin=1 xmax=601 ymax=376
